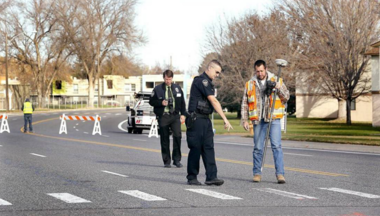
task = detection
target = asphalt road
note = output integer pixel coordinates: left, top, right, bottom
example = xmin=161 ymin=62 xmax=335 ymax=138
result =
xmin=0 ymin=109 xmax=379 ymax=216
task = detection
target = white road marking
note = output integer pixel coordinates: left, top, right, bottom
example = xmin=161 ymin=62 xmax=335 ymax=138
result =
xmin=320 ymin=188 xmax=380 ymax=198
xmin=76 ymin=123 xmax=79 ymax=126
xmin=256 ymin=188 xmax=318 ymax=200
xmin=133 ymin=139 xmax=146 ymax=142
xmin=82 ymin=121 xmax=86 ymax=123
xmin=186 ymin=189 xmax=242 ymax=200
xmin=0 ymin=199 xmax=12 ymax=205
xmin=118 ymin=120 xmax=129 ymax=132
xmin=73 ymin=126 xmax=76 ymax=129
xmin=30 ymin=153 xmax=46 ymax=158
xmin=283 ymin=153 xmax=312 ymax=157
xmin=83 ymin=132 xmax=89 ymax=134
xmin=119 ymin=190 xmax=166 ymax=201
xmin=115 ymin=113 xmax=122 ymax=116
xmin=48 ymin=193 xmax=91 ymax=203
xmin=101 ymin=170 xmax=128 ymax=177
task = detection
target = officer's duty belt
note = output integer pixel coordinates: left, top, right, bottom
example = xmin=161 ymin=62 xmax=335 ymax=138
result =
xmin=195 ymin=112 xmax=210 ymax=119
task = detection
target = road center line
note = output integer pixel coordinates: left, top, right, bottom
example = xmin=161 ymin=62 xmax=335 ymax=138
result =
xmin=186 ymin=189 xmax=242 ymax=200
xmin=119 ymin=190 xmax=166 ymax=201
xmin=30 ymin=153 xmax=46 ymax=158
xmin=48 ymin=193 xmax=91 ymax=203
xmin=320 ymin=188 xmax=380 ymax=198
xmin=22 ymin=117 xmax=349 ymax=177
xmin=101 ymin=170 xmax=128 ymax=177
xmin=255 ymin=188 xmax=318 ymax=200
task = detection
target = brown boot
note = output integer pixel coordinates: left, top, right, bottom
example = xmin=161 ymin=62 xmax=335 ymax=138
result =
xmin=277 ymin=174 xmax=286 ymax=184
xmin=253 ymin=175 xmax=261 ymax=183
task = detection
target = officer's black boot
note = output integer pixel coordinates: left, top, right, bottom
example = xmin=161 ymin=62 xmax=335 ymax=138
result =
xmin=205 ymin=178 xmax=224 ymax=186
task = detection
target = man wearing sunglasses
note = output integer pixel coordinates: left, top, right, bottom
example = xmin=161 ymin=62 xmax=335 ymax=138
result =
xmin=186 ymin=59 xmax=233 ymax=186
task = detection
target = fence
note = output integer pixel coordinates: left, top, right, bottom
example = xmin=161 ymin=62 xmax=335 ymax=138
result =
xmin=0 ymin=95 xmax=136 ymax=111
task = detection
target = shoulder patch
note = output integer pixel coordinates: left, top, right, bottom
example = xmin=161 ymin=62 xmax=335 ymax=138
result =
xmin=151 ymin=91 xmax=155 ymax=97
xmin=202 ymin=79 xmax=209 ymax=87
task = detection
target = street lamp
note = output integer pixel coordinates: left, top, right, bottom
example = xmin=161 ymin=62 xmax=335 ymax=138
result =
xmin=5 ymin=32 xmax=9 ymax=112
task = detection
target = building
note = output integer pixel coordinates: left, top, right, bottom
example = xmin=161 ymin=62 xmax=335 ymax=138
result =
xmin=49 ymin=74 xmax=193 ymax=107
xmin=364 ymin=41 xmax=380 ymax=127
xmin=295 ymin=59 xmax=375 ymax=124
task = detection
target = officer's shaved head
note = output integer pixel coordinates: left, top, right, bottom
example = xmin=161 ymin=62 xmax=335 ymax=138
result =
xmin=207 ymin=60 xmax=222 ymax=71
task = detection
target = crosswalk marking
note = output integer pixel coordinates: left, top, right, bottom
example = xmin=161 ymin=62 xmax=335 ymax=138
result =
xmin=48 ymin=193 xmax=91 ymax=203
xmin=0 ymin=199 xmax=12 ymax=205
xmin=30 ymin=153 xmax=46 ymax=158
xmin=255 ymin=188 xmax=318 ymax=200
xmin=186 ymin=189 xmax=242 ymax=200
xmin=118 ymin=190 xmax=166 ymax=201
xmin=320 ymin=188 xmax=380 ymax=198
xmin=101 ymin=170 xmax=128 ymax=177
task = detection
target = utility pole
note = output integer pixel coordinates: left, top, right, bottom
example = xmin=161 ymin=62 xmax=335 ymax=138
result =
xmin=5 ymin=32 xmax=9 ymax=112
xmin=170 ymin=56 xmax=173 ymax=71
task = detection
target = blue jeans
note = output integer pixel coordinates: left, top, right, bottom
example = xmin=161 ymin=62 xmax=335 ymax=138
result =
xmin=253 ymin=119 xmax=284 ymax=176
xmin=24 ymin=114 xmax=33 ymax=132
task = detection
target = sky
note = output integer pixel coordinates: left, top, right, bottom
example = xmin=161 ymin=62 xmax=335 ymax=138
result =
xmin=134 ymin=0 xmax=273 ymax=74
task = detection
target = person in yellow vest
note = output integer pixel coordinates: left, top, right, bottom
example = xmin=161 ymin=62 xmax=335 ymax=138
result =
xmin=241 ymin=60 xmax=289 ymax=184
xmin=21 ymin=98 xmax=35 ymax=133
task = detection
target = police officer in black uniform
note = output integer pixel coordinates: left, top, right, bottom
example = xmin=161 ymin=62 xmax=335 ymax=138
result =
xmin=186 ymin=60 xmax=233 ymax=186
xmin=149 ymin=70 xmax=187 ymax=168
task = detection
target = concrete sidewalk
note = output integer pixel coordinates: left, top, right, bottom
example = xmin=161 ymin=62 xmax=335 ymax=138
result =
xmin=214 ymin=135 xmax=380 ymax=154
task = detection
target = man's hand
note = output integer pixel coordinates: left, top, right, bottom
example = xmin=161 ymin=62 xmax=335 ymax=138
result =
xmin=180 ymin=115 xmax=185 ymax=124
xmin=224 ymin=120 xmax=233 ymax=131
xmin=162 ymin=100 xmax=168 ymax=106
xmin=243 ymin=121 xmax=249 ymax=131
xmin=275 ymin=82 xmax=281 ymax=89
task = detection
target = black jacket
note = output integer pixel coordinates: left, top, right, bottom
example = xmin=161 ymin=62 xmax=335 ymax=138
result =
xmin=149 ymin=83 xmax=187 ymax=117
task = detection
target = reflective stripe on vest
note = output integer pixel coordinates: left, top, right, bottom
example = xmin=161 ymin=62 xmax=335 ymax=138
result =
xmin=268 ymin=77 xmax=285 ymax=119
xmin=246 ymin=77 xmax=285 ymax=121
xmin=246 ymin=80 xmax=258 ymax=121
xmin=23 ymin=102 xmax=33 ymax=114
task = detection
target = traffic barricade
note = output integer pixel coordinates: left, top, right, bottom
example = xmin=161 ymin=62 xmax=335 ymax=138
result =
xmin=0 ymin=113 xmax=10 ymax=133
xmin=59 ymin=114 xmax=101 ymax=135
xmin=148 ymin=119 xmax=158 ymax=138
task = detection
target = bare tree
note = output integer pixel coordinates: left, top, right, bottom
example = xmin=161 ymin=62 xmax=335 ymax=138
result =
xmin=1 ymin=0 xmax=72 ymax=108
xmin=57 ymin=0 xmax=144 ymax=108
xmin=203 ymin=10 xmax=297 ymax=117
xmin=280 ymin=0 xmax=380 ymax=125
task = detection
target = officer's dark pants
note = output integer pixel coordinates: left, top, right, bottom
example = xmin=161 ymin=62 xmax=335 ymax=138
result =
xmin=186 ymin=117 xmax=217 ymax=181
xmin=158 ymin=113 xmax=182 ymax=165
xmin=24 ymin=114 xmax=33 ymax=132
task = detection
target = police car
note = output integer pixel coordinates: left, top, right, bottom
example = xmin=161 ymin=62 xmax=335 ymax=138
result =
xmin=126 ymin=92 xmax=156 ymax=134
